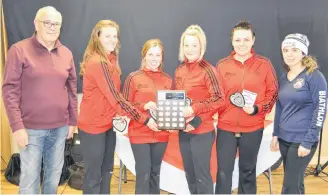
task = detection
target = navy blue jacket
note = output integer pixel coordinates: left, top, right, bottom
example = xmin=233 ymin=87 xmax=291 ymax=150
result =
xmin=274 ymin=68 xmax=327 ymax=149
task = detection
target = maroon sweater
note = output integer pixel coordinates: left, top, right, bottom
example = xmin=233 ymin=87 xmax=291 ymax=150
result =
xmin=2 ymin=34 xmax=78 ymax=132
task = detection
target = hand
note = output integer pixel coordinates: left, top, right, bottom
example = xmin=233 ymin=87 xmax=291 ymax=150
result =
xmin=184 ymin=124 xmax=195 ymax=132
xmin=183 ymin=106 xmax=194 ymax=118
xmin=67 ymin=126 xmax=75 ymax=139
xmin=185 ymin=116 xmax=195 ymax=123
xmin=166 ymin=130 xmax=177 ymax=133
xmin=298 ymin=145 xmax=311 ymax=157
xmin=115 ymin=113 xmax=129 ymax=122
xmin=242 ymin=106 xmax=254 ymax=114
xmin=144 ymin=101 xmax=157 ymax=112
xmin=270 ymin=136 xmax=279 ymax=152
xmin=212 ymin=112 xmax=218 ymax=121
xmin=116 ymin=115 xmax=129 ymax=122
xmin=13 ymin=129 xmax=28 ymax=149
xmin=147 ymin=118 xmax=160 ymax=132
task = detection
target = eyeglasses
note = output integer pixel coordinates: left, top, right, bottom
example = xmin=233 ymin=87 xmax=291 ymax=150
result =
xmin=37 ymin=20 xmax=62 ymax=29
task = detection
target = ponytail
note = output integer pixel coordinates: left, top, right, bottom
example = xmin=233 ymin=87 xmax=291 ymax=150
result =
xmin=302 ymin=55 xmax=318 ymax=74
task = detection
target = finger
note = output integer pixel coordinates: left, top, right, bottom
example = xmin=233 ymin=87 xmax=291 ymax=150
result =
xmin=184 ymin=112 xmax=191 ymax=118
xmin=271 ymin=144 xmax=277 ymax=152
xmin=276 ymin=144 xmax=279 ymax=150
xmin=302 ymin=150 xmax=308 ymax=156
xmin=185 ymin=126 xmax=194 ymax=132
xmin=298 ymin=148 xmax=302 ymax=157
xmin=271 ymin=141 xmax=276 ymax=149
xmin=151 ymin=104 xmax=158 ymax=110
xmin=19 ymin=142 xmax=27 ymax=150
xmin=272 ymin=143 xmax=277 ymax=151
xmin=274 ymin=146 xmax=279 ymax=152
xmin=186 ymin=117 xmax=193 ymax=123
xmin=23 ymin=136 xmax=28 ymax=147
xmin=302 ymin=152 xmax=308 ymax=157
xmin=19 ymin=139 xmax=27 ymax=148
xmin=67 ymin=132 xmax=73 ymax=139
xmin=153 ymin=123 xmax=158 ymax=128
xmin=17 ymin=140 xmax=24 ymax=148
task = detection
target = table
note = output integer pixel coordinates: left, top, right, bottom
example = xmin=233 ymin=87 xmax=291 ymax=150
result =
xmin=115 ymin=121 xmax=281 ymax=194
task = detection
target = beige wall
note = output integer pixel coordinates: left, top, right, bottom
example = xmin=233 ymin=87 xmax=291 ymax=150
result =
xmin=1 ymin=1 xmax=12 ymax=171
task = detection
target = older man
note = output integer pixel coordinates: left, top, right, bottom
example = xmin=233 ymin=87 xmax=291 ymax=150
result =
xmin=2 ymin=6 xmax=77 ymax=194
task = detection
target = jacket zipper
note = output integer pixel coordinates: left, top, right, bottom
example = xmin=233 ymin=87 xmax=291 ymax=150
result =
xmin=147 ymin=71 xmax=156 ymax=143
xmin=237 ymin=64 xmax=245 ymax=132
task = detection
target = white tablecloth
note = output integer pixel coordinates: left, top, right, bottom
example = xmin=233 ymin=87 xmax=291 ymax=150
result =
xmin=115 ymin=123 xmax=281 ymax=194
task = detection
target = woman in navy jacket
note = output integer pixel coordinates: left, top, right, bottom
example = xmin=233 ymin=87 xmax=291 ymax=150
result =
xmin=271 ymin=33 xmax=327 ymax=194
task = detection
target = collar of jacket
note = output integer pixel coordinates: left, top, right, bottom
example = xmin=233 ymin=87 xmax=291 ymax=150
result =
xmin=229 ymin=48 xmax=256 ymax=66
xmin=184 ymin=58 xmax=204 ymax=70
xmin=31 ymin=32 xmax=62 ymax=51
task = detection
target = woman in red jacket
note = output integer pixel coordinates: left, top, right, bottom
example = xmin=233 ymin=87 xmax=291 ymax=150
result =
xmin=77 ymin=20 xmax=157 ymax=194
xmin=174 ymin=24 xmax=225 ymax=194
xmin=122 ymin=39 xmax=172 ymax=194
xmin=215 ymin=21 xmax=278 ymax=194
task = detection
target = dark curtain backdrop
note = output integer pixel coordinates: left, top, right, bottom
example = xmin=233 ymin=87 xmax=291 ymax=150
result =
xmin=3 ymin=0 xmax=328 ymax=93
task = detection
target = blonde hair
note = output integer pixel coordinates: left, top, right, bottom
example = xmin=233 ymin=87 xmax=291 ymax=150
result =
xmin=80 ymin=20 xmax=121 ymax=76
xmin=179 ymin=25 xmax=206 ymax=62
xmin=302 ymin=55 xmax=318 ymax=74
xmin=140 ymin=39 xmax=164 ymax=69
xmin=35 ymin=6 xmax=62 ymax=22
xmin=231 ymin=20 xmax=255 ymax=39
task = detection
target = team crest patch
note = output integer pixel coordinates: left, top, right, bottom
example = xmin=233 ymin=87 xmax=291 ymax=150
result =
xmin=293 ymin=78 xmax=305 ymax=89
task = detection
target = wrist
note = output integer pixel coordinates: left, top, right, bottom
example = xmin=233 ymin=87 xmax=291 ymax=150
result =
xmin=250 ymin=105 xmax=259 ymax=116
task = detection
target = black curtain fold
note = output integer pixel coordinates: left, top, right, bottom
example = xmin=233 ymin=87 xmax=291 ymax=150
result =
xmin=4 ymin=0 xmax=328 ymax=93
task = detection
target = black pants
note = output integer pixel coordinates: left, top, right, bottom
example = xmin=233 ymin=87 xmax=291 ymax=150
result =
xmin=79 ymin=129 xmax=116 ymax=194
xmin=278 ymin=138 xmax=317 ymax=194
xmin=131 ymin=142 xmax=167 ymax=194
xmin=179 ymin=130 xmax=215 ymax=194
xmin=215 ymin=128 xmax=263 ymax=194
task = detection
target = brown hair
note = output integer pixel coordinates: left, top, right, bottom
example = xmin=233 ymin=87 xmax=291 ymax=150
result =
xmin=231 ymin=20 xmax=255 ymax=38
xmin=141 ymin=39 xmax=164 ymax=69
xmin=303 ymin=55 xmax=318 ymax=74
xmin=80 ymin=20 xmax=121 ymax=76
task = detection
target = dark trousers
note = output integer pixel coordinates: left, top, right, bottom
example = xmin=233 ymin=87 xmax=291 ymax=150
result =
xmin=278 ymin=138 xmax=317 ymax=194
xmin=179 ymin=130 xmax=215 ymax=194
xmin=131 ymin=142 xmax=167 ymax=194
xmin=215 ymin=128 xmax=263 ymax=194
xmin=79 ymin=129 xmax=116 ymax=194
